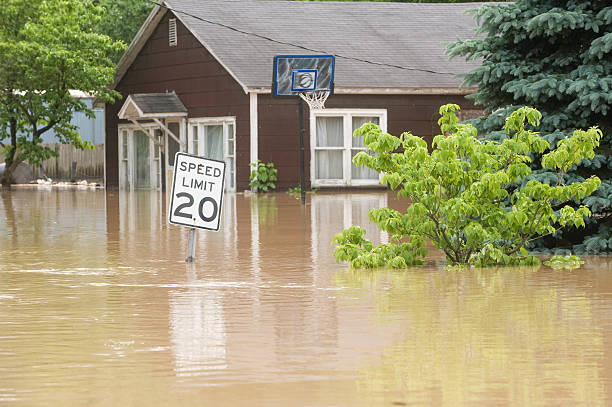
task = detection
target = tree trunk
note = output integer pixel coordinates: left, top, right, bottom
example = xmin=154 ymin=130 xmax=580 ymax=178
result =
xmin=1 ymin=117 xmax=19 ymax=189
xmin=0 ymin=173 xmax=11 ymax=189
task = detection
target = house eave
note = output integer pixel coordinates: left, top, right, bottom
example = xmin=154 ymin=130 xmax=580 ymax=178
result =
xmin=111 ymin=2 xmax=249 ymax=95
xmin=335 ymin=87 xmax=476 ymax=96
xmin=246 ymin=86 xmax=476 ymax=96
xmin=171 ymin=11 xmax=249 ymax=94
xmin=112 ymin=5 xmax=168 ymax=90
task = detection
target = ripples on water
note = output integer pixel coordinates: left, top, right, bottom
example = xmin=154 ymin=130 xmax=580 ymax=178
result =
xmin=0 ymin=188 xmax=611 ymax=406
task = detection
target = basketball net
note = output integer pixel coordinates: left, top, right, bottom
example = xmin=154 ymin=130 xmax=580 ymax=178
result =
xmin=299 ymin=90 xmax=330 ymax=110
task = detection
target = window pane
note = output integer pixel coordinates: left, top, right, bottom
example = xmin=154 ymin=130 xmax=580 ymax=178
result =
xmin=227 ymin=157 xmax=234 ymax=189
xmin=315 ymin=150 xmax=343 ymax=179
xmin=122 ymin=130 xmax=128 ymax=160
xmin=226 ymin=122 xmax=234 ymax=157
xmin=154 ymin=129 xmax=162 ymax=159
xmin=134 ymin=130 xmax=150 ymax=188
xmin=316 ymin=116 xmax=343 ymax=147
xmin=168 ymin=123 xmax=181 ymax=166
xmin=352 ymin=116 xmax=379 ymax=148
xmin=168 ymin=136 xmax=180 ymax=166
xmin=228 ymin=139 xmax=234 ymax=157
xmin=205 ymin=125 xmax=224 ymax=161
xmin=351 ymin=150 xmax=379 ymax=180
xmin=192 ymin=125 xmax=198 ymax=155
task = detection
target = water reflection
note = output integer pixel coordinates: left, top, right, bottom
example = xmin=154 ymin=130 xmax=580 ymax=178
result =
xmin=170 ymin=265 xmax=227 ymax=376
xmin=0 ymin=188 xmax=611 ymax=406
xmin=0 ymin=188 xmax=108 ymax=269
xmin=310 ymin=192 xmax=388 ymax=270
xmin=336 ymin=266 xmax=611 ymax=406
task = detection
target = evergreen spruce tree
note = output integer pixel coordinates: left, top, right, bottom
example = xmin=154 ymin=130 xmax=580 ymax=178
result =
xmin=447 ymin=0 xmax=611 ymax=254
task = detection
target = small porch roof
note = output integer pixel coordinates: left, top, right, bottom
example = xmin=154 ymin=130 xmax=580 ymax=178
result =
xmin=118 ymin=92 xmax=187 ymax=120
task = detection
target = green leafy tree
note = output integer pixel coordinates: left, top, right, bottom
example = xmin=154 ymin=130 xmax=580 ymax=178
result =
xmin=447 ymin=0 xmax=612 ymax=253
xmin=333 ymin=105 xmax=601 ymax=268
xmin=95 ymin=0 xmax=154 ymax=63
xmin=0 ymin=0 xmax=125 ymax=188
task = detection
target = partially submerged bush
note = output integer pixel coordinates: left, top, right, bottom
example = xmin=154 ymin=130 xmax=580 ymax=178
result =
xmin=333 ymin=226 xmax=427 ymax=269
xmin=249 ymin=160 xmax=278 ymax=192
xmin=333 ymin=105 xmax=601 ymax=268
xmin=543 ymin=254 xmax=585 ymax=270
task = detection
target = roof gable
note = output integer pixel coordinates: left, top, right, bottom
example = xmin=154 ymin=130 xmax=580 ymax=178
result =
xmin=116 ymin=0 xmax=484 ymax=94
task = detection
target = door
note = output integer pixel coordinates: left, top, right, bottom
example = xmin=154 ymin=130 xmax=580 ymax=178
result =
xmin=118 ymin=125 xmax=163 ymax=190
xmin=134 ymin=130 xmax=151 ymax=189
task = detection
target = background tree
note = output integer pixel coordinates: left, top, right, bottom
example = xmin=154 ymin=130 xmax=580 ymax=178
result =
xmin=447 ymin=0 xmax=611 ymax=254
xmin=0 ymin=0 xmax=125 ymax=188
xmin=95 ymin=0 xmax=154 ymax=63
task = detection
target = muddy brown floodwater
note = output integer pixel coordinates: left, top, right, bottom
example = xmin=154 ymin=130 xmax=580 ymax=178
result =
xmin=1 ymin=187 xmax=611 ymax=406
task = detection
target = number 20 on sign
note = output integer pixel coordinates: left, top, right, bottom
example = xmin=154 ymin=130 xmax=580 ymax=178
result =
xmin=169 ymin=153 xmax=226 ymax=231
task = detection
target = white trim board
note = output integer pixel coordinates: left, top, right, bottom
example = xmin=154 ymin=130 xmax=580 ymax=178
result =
xmin=249 ymin=92 xmax=258 ymax=166
xmin=245 ymin=86 xmax=476 ymax=96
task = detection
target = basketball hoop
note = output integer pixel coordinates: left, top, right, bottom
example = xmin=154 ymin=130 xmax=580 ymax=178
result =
xmin=271 ymin=55 xmax=335 ymax=204
xmin=272 ymin=55 xmax=334 ymax=109
xmin=299 ymin=90 xmax=330 ymax=110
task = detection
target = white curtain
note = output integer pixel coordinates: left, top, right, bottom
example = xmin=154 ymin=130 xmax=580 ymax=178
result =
xmin=351 ymin=117 xmax=379 ymax=180
xmin=205 ymin=125 xmax=224 ymax=161
xmin=351 ymin=116 xmax=379 ymax=147
xmin=315 ymin=117 xmax=344 ymax=179
xmin=316 ymin=117 xmax=343 ymax=147
xmin=316 ymin=150 xmax=343 ymax=179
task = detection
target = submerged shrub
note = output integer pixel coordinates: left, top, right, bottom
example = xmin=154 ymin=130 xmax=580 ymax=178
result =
xmin=249 ymin=160 xmax=278 ymax=193
xmin=333 ymin=104 xmax=601 ymax=268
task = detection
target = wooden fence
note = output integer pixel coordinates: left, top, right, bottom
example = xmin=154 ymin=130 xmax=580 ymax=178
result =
xmin=39 ymin=144 xmax=105 ymax=182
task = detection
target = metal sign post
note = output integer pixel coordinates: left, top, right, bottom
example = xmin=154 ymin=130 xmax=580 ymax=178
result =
xmin=186 ymin=228 xmax=197 ymax=262
xmin=168 ymin=152 xmax=226 ymax=263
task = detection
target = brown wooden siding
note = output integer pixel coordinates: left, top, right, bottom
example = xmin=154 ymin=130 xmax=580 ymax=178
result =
xmin=105 ymin=12 xmax=250 ymax=189
xmin=257 ymin=93 xmax=478 ymax=190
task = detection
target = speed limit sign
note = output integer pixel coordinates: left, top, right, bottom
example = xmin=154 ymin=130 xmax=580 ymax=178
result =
xmin=169 ymin=152 xmax=226 ymax=231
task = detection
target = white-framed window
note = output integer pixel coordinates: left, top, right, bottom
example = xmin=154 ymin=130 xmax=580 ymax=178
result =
xmin=188 ymin=117 xmax=236 ymax=192
xmin=310 ymin=109 xmax=387 ymax=187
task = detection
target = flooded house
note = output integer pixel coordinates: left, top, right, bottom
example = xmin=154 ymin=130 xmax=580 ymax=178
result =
xmin=105 ymin=0 xmax=484 ymax=192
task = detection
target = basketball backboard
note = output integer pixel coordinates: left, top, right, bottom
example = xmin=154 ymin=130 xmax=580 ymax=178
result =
xmin=272 ymin=55 xmax=335 ymax=97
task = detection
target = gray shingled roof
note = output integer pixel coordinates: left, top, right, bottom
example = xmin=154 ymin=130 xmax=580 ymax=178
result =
xmin=131 ymin=93 xmax=187 ymax=114
xmin=164 ymin=0 xmax=483 ymax=91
